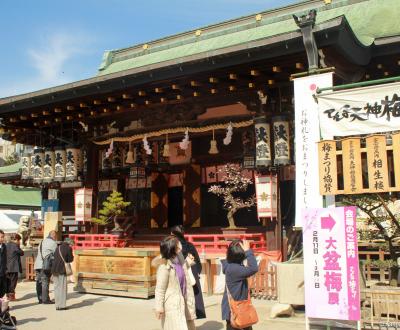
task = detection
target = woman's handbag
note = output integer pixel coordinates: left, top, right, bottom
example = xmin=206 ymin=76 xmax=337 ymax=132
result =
xmin=58 ymin=246 xmax=73 ymax=276
xmin=226 ymin=284 xmax=259 ymax=329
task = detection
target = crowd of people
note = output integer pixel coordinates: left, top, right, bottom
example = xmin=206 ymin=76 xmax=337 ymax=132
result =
xmin=0 ymin=225 xmax=259 ymax=329
xmin=154 ymin=225 xmax=259 ymax=330
xmin=0 ymin=229 xmax=74 ymax=311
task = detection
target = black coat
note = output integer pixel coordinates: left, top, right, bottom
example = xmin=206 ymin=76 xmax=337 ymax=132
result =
xmin=0 ymin=244 xmax=6 ymax=277
xmin=221 ymin=250 xmax=258 ymax=321
xmin=178 ymin=237 xmax=206 ymax=319
xmin=51 ymin=243 xmax=73 ymax=275
xmin=6 ymin=242 xmax=24 ymax=273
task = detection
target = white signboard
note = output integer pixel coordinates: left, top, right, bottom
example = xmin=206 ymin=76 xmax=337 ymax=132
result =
xmin=317 ymin=82 xmax=400 ymax=139
xmin=303 ymin=206 xmax=360 ymax=321
xmin=294 ymin=73 xmax=333 ymax=227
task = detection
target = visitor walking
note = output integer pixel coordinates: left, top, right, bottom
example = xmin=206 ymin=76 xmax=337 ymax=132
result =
xmin=34 ymin=230 xmax=57 ymax=304
xmin=221 ymin=239 xmax=258 ymax=330
xmin=153 ymin=235 xmax=196 ymax=330
xmin=5 ymin=234 xmax=24 ymax=301
xmin=51 ymin=238 xmax=74 ymax=310
xmin=171 ymin=225 xmax=206 ymax=319
xmin=0 ymin=230 xmax=7 ymax=298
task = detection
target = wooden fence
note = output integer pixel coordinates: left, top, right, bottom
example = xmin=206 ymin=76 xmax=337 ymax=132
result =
xmin=361 ymin=288 xmax=400 ymax=328
xmin=249 ymin=260 xmax=277 ymax=300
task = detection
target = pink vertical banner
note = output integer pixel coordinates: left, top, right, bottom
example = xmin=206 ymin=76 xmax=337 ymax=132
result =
xmin=344 ymin=206 xmax=360 ymax=321
xmin=303 ymin=206 xmax=360 ymax=321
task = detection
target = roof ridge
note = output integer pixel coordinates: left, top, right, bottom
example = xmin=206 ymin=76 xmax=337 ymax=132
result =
xmin=100 ymin=0 xmax=354 ymax=63
xmin=99 ymin=0 xmax=364 ymax=72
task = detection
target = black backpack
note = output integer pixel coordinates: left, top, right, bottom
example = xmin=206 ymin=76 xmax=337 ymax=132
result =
xmin=40 ymin=242 xmax=54 ymax=273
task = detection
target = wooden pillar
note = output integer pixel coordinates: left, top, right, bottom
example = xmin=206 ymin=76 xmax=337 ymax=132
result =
xmin=183 ymin=164 xmax=201 ymax=228
xmin=85 ymin=143 xmax=99 ymax=233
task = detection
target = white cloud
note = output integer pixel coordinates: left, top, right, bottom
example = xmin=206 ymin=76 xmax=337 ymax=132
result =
xmin=0 ymin=31 xmax=94 ymax=98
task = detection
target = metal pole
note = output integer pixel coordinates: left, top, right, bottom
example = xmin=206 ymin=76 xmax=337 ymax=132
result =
xmin=316 ymin=75 xmax=400 ymax=94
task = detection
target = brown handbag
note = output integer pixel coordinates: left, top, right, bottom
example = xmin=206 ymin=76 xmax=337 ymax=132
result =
xmin=226 ymin=284 xmax=259 ymax=329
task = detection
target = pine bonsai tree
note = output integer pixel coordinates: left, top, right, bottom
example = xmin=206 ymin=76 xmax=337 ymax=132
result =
xmin=92 ymin=190 xmax=131 ymax=231
xmin=208 ymin=164 xmax=255 ymax=229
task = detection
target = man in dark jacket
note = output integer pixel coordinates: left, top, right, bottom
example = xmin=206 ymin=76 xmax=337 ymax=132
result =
xmin=6 ymin=234 xmax=24 ymax=301
xmin=0 ymin=230 xmax=7 ymax=298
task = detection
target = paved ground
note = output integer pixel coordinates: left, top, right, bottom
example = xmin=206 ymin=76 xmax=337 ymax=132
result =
xmin=10 ymin=281 xmax=305 ymax=330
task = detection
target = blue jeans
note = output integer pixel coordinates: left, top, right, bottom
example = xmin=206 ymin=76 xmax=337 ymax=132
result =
xmin=35 ymin=270 xmax=51 ymax=302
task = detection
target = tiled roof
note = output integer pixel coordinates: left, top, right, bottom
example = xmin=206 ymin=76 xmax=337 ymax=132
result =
xmin=98 ymin=0 xmax=400 ymax=75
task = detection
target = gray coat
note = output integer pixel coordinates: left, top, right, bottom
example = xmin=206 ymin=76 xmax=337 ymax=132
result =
xmin=6 ymin=242 xmax=24 ymax=273
xmin=34 ymin=237 xmax=57 ymax=270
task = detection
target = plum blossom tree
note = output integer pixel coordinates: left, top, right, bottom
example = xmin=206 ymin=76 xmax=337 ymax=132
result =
xmin=208 ymin=164 xmax=255 ymax=229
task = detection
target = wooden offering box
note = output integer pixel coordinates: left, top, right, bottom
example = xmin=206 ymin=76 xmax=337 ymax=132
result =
xmin=74 ymin=248 xmax=159 ymax=298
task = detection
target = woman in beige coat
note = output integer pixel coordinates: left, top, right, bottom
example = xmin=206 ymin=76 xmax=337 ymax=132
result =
xmin=154 ymin=235 xmax=197 ymax=330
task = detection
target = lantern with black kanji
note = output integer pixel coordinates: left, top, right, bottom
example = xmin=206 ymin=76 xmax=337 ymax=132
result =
xmin=101 ymin=149 xmax=112 ymax=173
xmin=254 ymin=116 xmax=272 ymax=167
xmin=43 ymin=148 xmax=55 ymax=183
xmin=21 ymin=153 xmax=31 ymax=180
xmin=54 ymin=146 xmax=66 ymax=182
xmin=112 ymin=145 xmax=124 ymax=171
xmin=272 ymin=116 xmax=291 ymax=166
xmin=29 ymin=154 xmax=35 ymax=180
xmin=65 ymin=146 xmax=80 ymax=181
xmin=33 ymin=148 xmax=44 ymax=184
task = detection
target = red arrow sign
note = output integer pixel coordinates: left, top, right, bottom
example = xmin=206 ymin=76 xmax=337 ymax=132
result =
xmin=321 ymin=215 xmax=336 ymax=231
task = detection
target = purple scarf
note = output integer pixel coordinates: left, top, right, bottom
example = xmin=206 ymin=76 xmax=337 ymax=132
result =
xmin=172 ymin=257 xmax=186 ymax=297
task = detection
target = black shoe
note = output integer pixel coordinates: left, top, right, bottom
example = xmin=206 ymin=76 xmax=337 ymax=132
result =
xmin=43 ymin=300 xmax=55 ymax=304
xmin=38 ymin=300 xmax=42 ymax=304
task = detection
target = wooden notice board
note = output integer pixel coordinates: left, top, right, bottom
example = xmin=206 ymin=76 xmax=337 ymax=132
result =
xmin=342 ymin=138 xmax=363 ymax=194
xmin=318 ymin=140 xmax=338 ymax=195
xmin=366 ymin=135 xmax=389 ymax=192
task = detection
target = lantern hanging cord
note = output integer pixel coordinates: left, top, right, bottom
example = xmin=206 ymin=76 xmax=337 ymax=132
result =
xmin=92 ymin=119 xmax=254 ymax=146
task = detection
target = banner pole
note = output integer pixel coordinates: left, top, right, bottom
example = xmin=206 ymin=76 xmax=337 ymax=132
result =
xmin=305 ymin=317 xmax=310 ymax=330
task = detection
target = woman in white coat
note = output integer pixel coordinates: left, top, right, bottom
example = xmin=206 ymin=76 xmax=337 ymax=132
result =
xmin=154 ymin=235 xmax=197 ymax=330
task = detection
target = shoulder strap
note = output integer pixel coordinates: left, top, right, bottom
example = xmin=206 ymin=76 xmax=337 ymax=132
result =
xmin=39 ymin=242 xmax=44 ymax=259
xmin=58 ymin=246 xmax=67 ymax=264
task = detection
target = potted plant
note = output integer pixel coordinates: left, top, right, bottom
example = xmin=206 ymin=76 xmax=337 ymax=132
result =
xmin=91 ymin=190 xmax=131 ymax=234
xmin=208 ymin=164 xmax=255 ymax=230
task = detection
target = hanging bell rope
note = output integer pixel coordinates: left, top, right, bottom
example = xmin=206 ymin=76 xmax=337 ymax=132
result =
xmin=209 ymin=129 xmax=219 ymax=154
xmin=92 ymin=119 xmax=253 ymax=146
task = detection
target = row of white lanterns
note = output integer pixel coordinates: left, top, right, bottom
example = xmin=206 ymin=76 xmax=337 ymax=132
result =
xmin=21 ymin=146 xmax=83 ymax=183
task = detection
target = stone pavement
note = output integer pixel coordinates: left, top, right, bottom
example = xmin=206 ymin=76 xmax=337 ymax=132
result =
xmin=10 ymin=281 xmax=305 ymax=330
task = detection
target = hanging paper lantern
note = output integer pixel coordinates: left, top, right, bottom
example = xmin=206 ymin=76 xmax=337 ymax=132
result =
xmin=272 ymin=116 xmax=291 ymax=166
xmin=254 ymin=116 xmax=272 ymax=167
xmin=65 ymin=146 xmax=80 ymax=181
xmin=112 ymin=145 xmax=124 ymax=170
xmin=33 ymin=148 xmax=44 ymax=184
xmin=101 ymin=149 xmax=112 ymax=172
xmin=54 ymin=147 xmax=66 ymax=182
xmin=29 ymin=154 xmax=35 ymax=180
xmin=21 ymin=153 xmax=31 ymax=180
xmin=82 ymin=148 xmax=88 ymax=175
xmin=43 ymin=148 xmax=55 ymax=183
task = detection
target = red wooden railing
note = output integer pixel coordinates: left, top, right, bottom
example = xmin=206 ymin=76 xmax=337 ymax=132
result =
xmin=69 ymin=234 xmax=123 ymax=250
xmin=186 ymin=233 xmax=267 ymax=253
xmin=69 ymin=232 xmax=267 ymax=253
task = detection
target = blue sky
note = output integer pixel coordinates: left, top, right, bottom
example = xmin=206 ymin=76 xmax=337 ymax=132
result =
xmin=0 ymin=0 xmax=297 ymax=98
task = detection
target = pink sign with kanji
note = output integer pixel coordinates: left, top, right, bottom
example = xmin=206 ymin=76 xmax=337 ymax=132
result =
xmin=303 ymin=206 xmax=360 ymax=321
